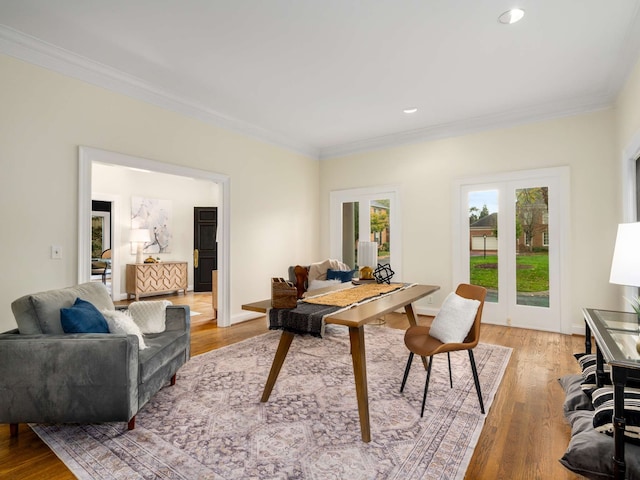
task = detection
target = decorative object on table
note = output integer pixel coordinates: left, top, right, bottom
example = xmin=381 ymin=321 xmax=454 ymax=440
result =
xmin=130 ymin=228 xmax=151 ymax=264
xmin=271 ymin=277 xmax=297 ymax=309
xmin=131 ymin=196 xmax=172 ymax=254
xmin=359 ymin=265 xmax=374 ymax=280
xmin=374 ymin=263 xmax=395 ymax=284
xmin=144 ymin=256 xmax=158 ymax=263
xmin=357 ymin=241 xmax=378 ymax=280
xmin=609 ymin=222 xmax=640 ymax=352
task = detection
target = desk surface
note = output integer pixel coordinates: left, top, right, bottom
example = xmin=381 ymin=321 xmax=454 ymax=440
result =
xmin=242 ymin=283 xmax=439 ymax=327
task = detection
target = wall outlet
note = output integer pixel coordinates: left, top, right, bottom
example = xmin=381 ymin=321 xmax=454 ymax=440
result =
xmin=426 ymin=295 xmax=433 ymax=304
xmin=51 ymin=245 xmax=62 ymax=259
xmin=507 ymin=317 xmax=512 ymax=327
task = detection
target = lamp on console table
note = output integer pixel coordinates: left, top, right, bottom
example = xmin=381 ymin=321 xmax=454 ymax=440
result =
xmin=130 ymin=228 xmax=151 ymax=264
xmin=609 ymin=222 xmax=640 ymax=350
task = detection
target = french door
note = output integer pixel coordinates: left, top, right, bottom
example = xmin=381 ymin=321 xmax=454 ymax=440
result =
xmin=330 ymin=186 xmax=401 ymax=279
xmin=454 ymin=167 xmax=570 ymax=333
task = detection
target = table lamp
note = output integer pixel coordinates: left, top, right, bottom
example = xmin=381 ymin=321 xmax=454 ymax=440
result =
xmin=130 ymin=228 xmax=151 ymax=264
xmin=358 ymin=241 xmax=378 ymax=280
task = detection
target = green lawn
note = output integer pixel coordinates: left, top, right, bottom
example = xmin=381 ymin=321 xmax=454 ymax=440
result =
xmin=469 ymin=253 xmax=549 ymax=292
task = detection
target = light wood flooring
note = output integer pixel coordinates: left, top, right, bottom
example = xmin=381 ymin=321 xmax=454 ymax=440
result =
xmin=0 ymin=291 xmax=585 ymax=479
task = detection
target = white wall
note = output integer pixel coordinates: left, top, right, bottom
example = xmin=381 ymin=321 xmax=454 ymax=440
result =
xmin=92 ymin=163 xmax=219 ymax=297
xmin=0 ymin=54 xmax=320 ymax=332
xmin=320 ymin=109 xmax=619 ymax=333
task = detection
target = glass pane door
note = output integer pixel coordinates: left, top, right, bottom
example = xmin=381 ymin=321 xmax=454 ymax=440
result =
xmin=331 ymin=187 xmax=401 ymax=280
xmin=457 ymin=168 xmax=568 ymax=333
xmin=468 ymin=190 xmax=499 ymax=304
xmin=514 ymin=187 xmax=549 ymax=308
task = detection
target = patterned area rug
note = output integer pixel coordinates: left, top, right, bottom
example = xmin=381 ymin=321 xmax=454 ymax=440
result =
xmin=32 ymin=326 xmax=511 ymax=479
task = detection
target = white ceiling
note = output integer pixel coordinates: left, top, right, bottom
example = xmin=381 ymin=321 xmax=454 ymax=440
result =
xmin=1 ymin=0 xmax=640 ymax=159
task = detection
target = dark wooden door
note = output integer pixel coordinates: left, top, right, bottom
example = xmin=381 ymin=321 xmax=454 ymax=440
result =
xmin=193 ymin=207 xmax=217 ymax=292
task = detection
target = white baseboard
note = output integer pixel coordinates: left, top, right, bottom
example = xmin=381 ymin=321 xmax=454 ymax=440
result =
xmin=231 ymin=311 xmax=265 ymax=325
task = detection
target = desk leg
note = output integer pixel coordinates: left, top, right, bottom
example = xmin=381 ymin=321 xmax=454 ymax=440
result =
xmin=261 ymin=331 xmax=295 ymax=402
xmin=349 ymin=326 xmax=371 ymax=443
xmin=405 ymin=303 xmax=429 ymax=370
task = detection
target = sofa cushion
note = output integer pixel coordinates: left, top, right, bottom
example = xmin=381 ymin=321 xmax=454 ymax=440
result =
xmin=12 ymin=282 xmax=114 ymax=334
xmin=559 ymin=374 xmax=594 ymax=414
xmin=326 ymin=268 xmax=357 ymax=283
xmin=560 ymin=410 xmax=640 ymax=479
xmin=592 ymin=386 xmax=640 ymax=444
xmin=102 ymin=309 xmax=148 ymax=349
xmin=129 ymin=300 xmax=172 ymax=334
xmin=138 ymin=330 xmax=189 ymax=384
xmin=60 ymin=298 xmax=110 ymax=334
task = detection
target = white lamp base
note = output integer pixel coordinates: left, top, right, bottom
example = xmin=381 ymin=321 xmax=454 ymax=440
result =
xmin=136 ymin=244 xmax=144 ymax=264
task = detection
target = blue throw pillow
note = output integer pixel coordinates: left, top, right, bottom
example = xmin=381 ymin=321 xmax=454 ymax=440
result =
xmin=326 ymin=269 xmax=356 ymax=283
xmin=60 ymin=298 xmax=109 ymax=333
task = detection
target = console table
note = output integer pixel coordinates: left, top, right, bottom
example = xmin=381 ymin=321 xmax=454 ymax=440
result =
xmin=126 ymin=261 xmax=188 ymax=300
xmin=582 ymin=308 xmax=640 ymax=480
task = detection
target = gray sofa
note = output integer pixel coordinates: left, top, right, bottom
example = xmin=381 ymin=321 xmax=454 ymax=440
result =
xmin=0 ymin=282 xmax=190 ymax=436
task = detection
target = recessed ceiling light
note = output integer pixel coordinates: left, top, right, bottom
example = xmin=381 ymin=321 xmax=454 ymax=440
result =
xmin=403 ymin=108 xmax=418 ymax=114
xmin=498 ymin=8 xmax=525 ymax=24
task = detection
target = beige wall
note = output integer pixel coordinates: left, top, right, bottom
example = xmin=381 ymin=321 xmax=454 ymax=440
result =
xmin=3 ymin=49 xmax=640 ymax=334
xmin=320 ymin=110 xmax=619 ymax=332
xmin=0 ymin=54 xmax=320 ymax=332
xmin=616 ymin=58 xmax=640 ymax=153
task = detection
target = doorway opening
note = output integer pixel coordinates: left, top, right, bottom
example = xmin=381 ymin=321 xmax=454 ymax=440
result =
xmin=78 ymin=146 xmax=232 ymax=327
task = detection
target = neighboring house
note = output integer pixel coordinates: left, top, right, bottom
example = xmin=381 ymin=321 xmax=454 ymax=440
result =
xmin=469 ymin=213 xmax=498 ymax=255
xmin=369 ymin=201 xmax=389 ymax=247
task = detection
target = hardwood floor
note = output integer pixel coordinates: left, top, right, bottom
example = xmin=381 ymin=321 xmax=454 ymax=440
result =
xmin=0 ymin=291 xmax=584 ymax=479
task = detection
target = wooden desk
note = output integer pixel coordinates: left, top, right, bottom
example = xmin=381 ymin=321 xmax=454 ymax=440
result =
xmin=242 ymin=283 xmax=439 ymax=442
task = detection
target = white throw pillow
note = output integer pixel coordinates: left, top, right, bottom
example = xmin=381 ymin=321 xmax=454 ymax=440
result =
xmin=429 ymin=292 xmax=481 ymax=344
xmin=101 ymin=309 xmax=148 ymax=349
xmin=308 ymin=279 xmax=343 ymax=291
xmin=128 ymin=300 xmax=172 ymax=334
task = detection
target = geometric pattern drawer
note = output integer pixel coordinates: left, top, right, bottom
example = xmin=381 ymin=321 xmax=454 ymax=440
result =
xmin=126 ymin=262 xmax=188 ymax=301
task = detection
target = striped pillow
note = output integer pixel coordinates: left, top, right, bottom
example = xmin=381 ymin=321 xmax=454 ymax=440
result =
xmin=578 ymin=354 xmax=610 ymax=396
xmin=592 ymin=386 xmax=640 ymax=444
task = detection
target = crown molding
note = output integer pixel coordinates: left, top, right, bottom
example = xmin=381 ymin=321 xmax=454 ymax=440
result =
xmin=0 ymin=25 xmax=319 ymax=159
xmin=0 ymin=24 xmax=629 ymax=163
xmin=318 ymin=94 xmax=614 ymax=160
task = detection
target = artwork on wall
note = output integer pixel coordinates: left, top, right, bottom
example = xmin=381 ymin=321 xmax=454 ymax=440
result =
xmin=131 ymin=196 xmax=172 ymax=254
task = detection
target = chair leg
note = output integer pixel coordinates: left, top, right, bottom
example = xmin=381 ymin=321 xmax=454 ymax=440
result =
xmin=468 ymin=350 xmax=485 ymax=414
xmin=400 ymin=352 xmax=414 ymax=392
xmin=170 ymin=373 xmax=177 ymax=386
xmin=127 ymin=416 xmax=136 ymax=430
xmin=420 ymin=356 xmax=433 ymax=417
xmin=9 ymin=423 xmax=18 ymax=437
xmin=447 ymin=352 xmax=453 ymax=388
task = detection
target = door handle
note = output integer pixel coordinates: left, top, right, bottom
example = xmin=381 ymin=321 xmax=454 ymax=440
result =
xmin=194 ymin=249 xmax=199 ymax=268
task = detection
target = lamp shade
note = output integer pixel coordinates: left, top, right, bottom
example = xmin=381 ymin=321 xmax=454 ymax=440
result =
xmin=130 ymin=229 xmax=151 ymax=243
xmin=358 ymin=241 xmax=378 ymax=268
xmin=609 ymin=222 xmax=640 ymax=287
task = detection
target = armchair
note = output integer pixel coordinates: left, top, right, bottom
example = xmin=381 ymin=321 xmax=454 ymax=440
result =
xmin=0 ymin=282 xmax=190 ymax=436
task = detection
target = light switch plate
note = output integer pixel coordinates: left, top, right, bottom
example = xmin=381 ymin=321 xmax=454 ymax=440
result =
xmin=51 ymin=245 xmax=62 ymax=259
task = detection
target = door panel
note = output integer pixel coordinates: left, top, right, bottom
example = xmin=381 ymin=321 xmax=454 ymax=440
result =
xmin=456 ymin=168 xmax=568 ymax=333
xmin=193 ymin=207 xmax=217 ymax=292
xmin=331 ymin=187 xmax=401 ymax=280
